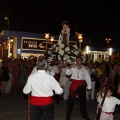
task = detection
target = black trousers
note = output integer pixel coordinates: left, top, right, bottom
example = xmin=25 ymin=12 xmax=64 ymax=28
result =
xmin=30 ymin=103 xmax=54 ymax=120
xmin=66 ymin=85 xmax=89 ymax=120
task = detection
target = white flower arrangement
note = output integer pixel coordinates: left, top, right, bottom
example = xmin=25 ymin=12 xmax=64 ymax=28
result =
xmin=48 ymin=43 xmax=80 ymax=62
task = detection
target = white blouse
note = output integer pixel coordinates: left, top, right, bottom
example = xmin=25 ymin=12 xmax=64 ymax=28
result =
xmin=66 ymin=66 xmax=91 ymax=90
xmin=100 ymin=96 xmax=120 ymax=112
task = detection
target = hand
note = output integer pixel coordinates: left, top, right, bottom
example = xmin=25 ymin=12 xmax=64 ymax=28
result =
xmin=61 ymin=85 xmax=64 ymax=89
xmin=87 ymin=89 xmax=92 ymax=98
xmin=98 ymin=104 xmax=102 ymax=109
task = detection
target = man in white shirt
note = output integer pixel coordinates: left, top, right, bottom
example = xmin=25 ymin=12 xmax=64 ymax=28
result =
xmin=66 ymin=57 xmax=91 ymax=120
xmin=23 ymin=57 xmax=63 ymax=120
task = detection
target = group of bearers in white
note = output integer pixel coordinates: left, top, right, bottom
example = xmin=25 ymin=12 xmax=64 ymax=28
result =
xmin=23 ymin=19 xmax=120 ymax=120
xmin=23 ymin=56 xmax=120 ymax=120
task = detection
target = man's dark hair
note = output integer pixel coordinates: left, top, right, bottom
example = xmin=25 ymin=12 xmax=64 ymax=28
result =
xmin=108 ymin=86 xmax=114 ymax=93
xmin=37 ymin=57 xmax=47 ymax=70
xmin=76 ymin=56 xmax=83 ymax=61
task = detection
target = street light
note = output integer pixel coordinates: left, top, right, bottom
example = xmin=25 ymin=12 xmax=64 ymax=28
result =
xmin=45 ymin=33 xmax=50 ymax=40
xmin=109 ymin=48 xmax=112 ymax=62
xmin=44 ymin=33 xmax=54 ymax=51
xmin=8 ymin=38 xmax=14 ymax=57
xmin=106 ymin=38 xmax=111 ymax=43
xmin=4 ymin=13 xmax=9 ymax=30
xmin=78 ymin=34 xmax=83 ymax=54
xmin=86 ymin=46 xmax=89 ymax=62
xmin=106 ymin=38 xmax=111 ymax=44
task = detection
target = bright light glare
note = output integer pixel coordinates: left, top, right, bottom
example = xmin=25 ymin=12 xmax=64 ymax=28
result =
xmin=109 ymin=48 xmax=112 ymax=55
xmin=86 ymin=46 xmax=89 ymax=54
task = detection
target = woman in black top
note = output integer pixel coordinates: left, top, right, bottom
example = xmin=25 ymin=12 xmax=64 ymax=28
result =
xmin=0 ymin=60 xmax=10 ymax=95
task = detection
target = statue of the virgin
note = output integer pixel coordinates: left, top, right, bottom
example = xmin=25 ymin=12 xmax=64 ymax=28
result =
xmin=58 ymin=21 xmax=70 ymax=46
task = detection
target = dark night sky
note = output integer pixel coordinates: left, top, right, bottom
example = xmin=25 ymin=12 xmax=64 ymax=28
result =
xmin=0 ymin=0 xmax=120 ymax=48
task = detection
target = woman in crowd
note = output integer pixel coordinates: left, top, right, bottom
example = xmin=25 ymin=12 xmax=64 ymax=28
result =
xmin=86 ymin=61 xmax=96 ymax=100
xmin=0 ymin=60 xmax=9 ymax=95
xmin=12 ymin=60 xmax=20 ymax=93
xmin=59 ymin=61 xmax=71 ymax=100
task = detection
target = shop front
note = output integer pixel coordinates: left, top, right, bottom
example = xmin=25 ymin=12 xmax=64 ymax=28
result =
xmin=0 ymin=30 xmax=48 ymax=59
xmin=0 ymin=30 xmax=80 ymax=59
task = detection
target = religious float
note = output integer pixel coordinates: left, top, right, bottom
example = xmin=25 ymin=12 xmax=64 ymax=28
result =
xmin=47 ymin=21 xmax=85 ymax=65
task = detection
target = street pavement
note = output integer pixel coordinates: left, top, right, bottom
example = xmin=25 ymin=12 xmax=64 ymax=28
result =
xmin=0 ymin=93 xmax=120 ymax=120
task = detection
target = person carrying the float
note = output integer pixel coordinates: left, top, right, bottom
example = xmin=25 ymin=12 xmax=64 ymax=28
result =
xmin=65 ymin=56 xmax=92 ymax=120
xmin=23 ymin=57 xmax=63 ymax=120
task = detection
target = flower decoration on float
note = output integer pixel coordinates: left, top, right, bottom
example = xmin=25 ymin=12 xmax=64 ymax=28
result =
xmin=47 ymin=43 xmax=80 ymax=63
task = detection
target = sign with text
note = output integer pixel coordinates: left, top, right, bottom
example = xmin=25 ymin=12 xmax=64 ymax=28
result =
xmin=22 ymin=38 xmax=57 ymax=50
xmin=22 ymin=37 xmax=77 ymax=50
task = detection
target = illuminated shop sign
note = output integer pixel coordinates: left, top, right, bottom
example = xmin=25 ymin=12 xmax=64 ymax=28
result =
xmin=22 ymin=38 xmax=57 ymax=50
xmin=22 ymin=37 xmax=77 ymax=50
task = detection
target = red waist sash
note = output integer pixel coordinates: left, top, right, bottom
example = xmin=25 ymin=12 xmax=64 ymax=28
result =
xmin=30 ymin=96 xmax=53 ymax=106
xmin=54 ymin=73 xmax=59 ymax=81
xmin=104 ymin=112 xmax=113 ymax=114
xmin=70 ymin=79 xmax=86 ymax=98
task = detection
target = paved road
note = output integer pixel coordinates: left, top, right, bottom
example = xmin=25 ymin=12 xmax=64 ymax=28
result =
xmin=0 ymin=93 xmax=120 ymax=120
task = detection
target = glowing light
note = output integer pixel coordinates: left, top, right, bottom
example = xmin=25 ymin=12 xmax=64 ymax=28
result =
xmin=109 ymin=48 xmax=112 ymax=56
xmin=86 ymin=46 xmax=89 ymax=54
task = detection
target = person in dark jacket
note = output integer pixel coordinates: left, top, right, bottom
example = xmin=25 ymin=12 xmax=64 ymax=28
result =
xmin=0 ymin=60 xmax=9 ymax=95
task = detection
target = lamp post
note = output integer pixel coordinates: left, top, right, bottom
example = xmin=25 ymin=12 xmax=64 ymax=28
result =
xmin=4 ymin=12 xmax=9 ymax=30
xmin=78 ymin=34 xmax=83 ymax=55
xmin=106 ymin=38 xmax=111 ymax=48
xmin=86 ymin=46 xmax=89 ymax=62
xmin=45 ymin=33 xmax=50 ymax=51
xmin=45 ymin=33 xmax=54 ymax=50
xmin=44 ymin=33 xmax=54 ymax=58
xmin=7 ymin=38 xmax=14 ymax=57
xmin=109 ymin=48 xmax=112 ymax=62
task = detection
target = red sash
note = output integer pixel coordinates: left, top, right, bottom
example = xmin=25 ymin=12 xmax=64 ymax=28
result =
xmin=104 ymin=112 xmax=113 ymax=114
xmin=70 ymin=79 xmax=86 ymax=98
xmin=54 ymin=73 xmax=59 ymax=81
xmin=30 ymin=96 xmax=53 ymax=106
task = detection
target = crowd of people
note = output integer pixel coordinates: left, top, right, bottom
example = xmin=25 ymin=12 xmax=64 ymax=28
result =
xmin=0 ymin=56 xmax=120 ymax=120
xmin=0 ymin=57 xmax=36 ymax=95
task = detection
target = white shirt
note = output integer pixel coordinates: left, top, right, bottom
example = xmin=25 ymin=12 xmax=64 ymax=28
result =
xmin=100 ymin=96 xmax=120 ymax=112
xmin=47 ymin=66 xmax=55 ymax=76
xmin=31 ymin=66 xmax=37 ymax=74
xmin=66 ymin=66 xmax=91 ymax=89
xmin=52 ymin=65 xmax=59 ymax=74
xmin=23 ymin=70 xmax=63 ymax=97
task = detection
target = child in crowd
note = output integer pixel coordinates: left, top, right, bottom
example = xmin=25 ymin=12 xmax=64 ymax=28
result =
xmin=96 ymin=85 xmax=107 ymax=114
xmin=98 ymin=86 xmax=120 ymax=120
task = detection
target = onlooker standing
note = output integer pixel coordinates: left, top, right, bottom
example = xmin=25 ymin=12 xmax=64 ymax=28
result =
xmin=51 ymin=64 xmax=62 ymax=104
xmin=23 ymin=57 xmax=63 ymax=120
xmin=86 ymin=62 xmax=96 ymax=100
xmin=19 ymin=61 xmax=28 ymax=87
xmin=12 ymin=60 xmax=20 ymax=93
xmin=59 ymin=61 xmax=71 ymax=100
xmin=114 ymin=64 xmax=120 ymax=90
xmin=95 ymin=62 xmax=104 ymax=93
xmin=5 ymin=58 xmax=13 ymax=93
xmin=0 ymin=60 xmax=9 ymax=95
